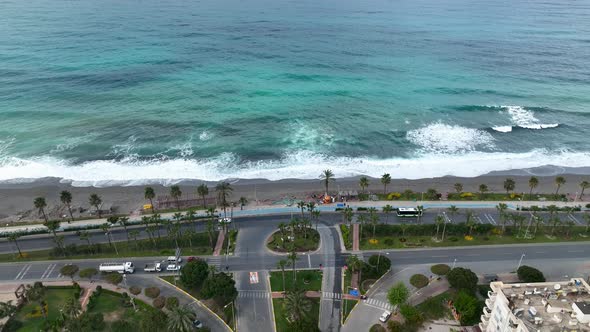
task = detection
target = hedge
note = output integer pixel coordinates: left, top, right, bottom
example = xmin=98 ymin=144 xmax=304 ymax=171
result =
xmin=410 ymin=274 xmax=429 ymax=288
xmin=129 ymin=286 xmax=142 ymax=295
xmin=144 ymin=287 xmax=161 ymax=299
xmin=153 ymin=296 xmax=166 ymax=309
xmin=431 ymin=264 xmax=450 ymax=276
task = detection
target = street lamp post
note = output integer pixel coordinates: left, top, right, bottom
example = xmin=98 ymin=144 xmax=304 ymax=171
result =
xmin=223 ymin=301 xmax=236 ymax=331
xmin=517 ymin=253 xmax=526 ymax=270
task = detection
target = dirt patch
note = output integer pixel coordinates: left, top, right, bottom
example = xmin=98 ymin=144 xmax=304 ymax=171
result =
xmin=103 ymin=309 xmax=124 ymax=322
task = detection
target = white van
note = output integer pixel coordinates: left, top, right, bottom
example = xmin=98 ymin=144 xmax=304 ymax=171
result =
xmin=167 ymin=256 xmax=182 ymax=263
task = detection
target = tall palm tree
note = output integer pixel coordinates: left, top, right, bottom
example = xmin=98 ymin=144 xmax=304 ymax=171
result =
xmin=478 ymin=184 xmax=488 ymax=200
xmin=319 ymin=169 xmax=335 ymax=195
xmin=306 ymin=202 xmax=316 ymax=219
xmin=186 ymin=208 xmax=196 ymax=225
xmin=382 ymin=204 xmax=393 ymax=224
xmin=359 ymin=176 xmax=369 ymax=193
xmin=118 ymin=217 xmax=130 ymax=242
xmin=580 ymin=180 xmax=589 ymax=199
xmin=297 ymin=201 xmax=306 ymax=218
xmin=454 ymin=183 xmax=463 ymax=194
xmin=584 ymin=214 xmax=590 ymax=232
xmin=496 ymin=203 xmax=508 ymax=234
xmin=25 ymin=283 xmax=47 ymax=319
xmin=528 ymin=176 xmax=539 ymax=200
xmin=550 ymin=216 xmax=561 ymax=236
xmin=277 ymin=259 xmax=288 ymax=292
xmin=167 ymin=305 xmax=195 ymax=332
xmin=129 ymin=230 xmax=140 ymax=249
xmin=357 ymin=214 xmax=367 ymax=240
xmin=34 ymin=197 xmax=48 ymax=222
xmin=503 ymin=178 xmax=515 ymax=194
xmin=447 ymin=205 xmax=459 ymax=222
xmin=368 ymin=207 xmax=379 ymax=240
xmin=381 ymin=173 xmax=391 ymax=194
xmin=346 ymin=255 xmax=363 ymax=285
xmin=287 ymin=250 xmax=298 ymax=285
xmin=61 ymin=296 xmax=81 ymax=320
xmin=144 ymin=186 xmax=156 ymax=213
xmin=206 ymin=219 xmax=214 ymax=248
xmin=342 ymin=207 xmax=354 ymax=225
xmin=197 ymin=184 xmax=209 ymax=208
xmin=77 ymin=230 xmax=92 ymax=247
xmin=239 ymin=197 xmax=248 ymax=210
xmin=60 ymin=191 xmax=74 ymax=222
xmin=44 ymin=220 xmax=61 ymax=248
xmin=433 ymin=216 xmax=443 ymax=240
xmin=215 ymin=182 xmax=233 ymax=218
xmin=532 ymin=213 xmax=544 ymax=236
xmin=170 ymin=185 xmax=182 ymax=210
xmin=312 ymin=210 xmax=321 ymax=230
xmin=555 ymin=176 xmax=566 ymax=196
xmin=8 ymin=232 xmax=23 ymax=257
xmin=465 ymin=212 xmax=476 ymax=236
xmin=89 ymin=193 xmax=103 ymax=218
xmin=101 ymin=223 xmax=113 ymax=247
xmin=283 ymin=288 xmax=312 ymax=327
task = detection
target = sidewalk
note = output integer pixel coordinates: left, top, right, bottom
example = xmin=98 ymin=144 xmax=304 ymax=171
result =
xmin=352 ymin=224 xmax=360 ymax=251
xmin=213 ymin=230 xmax=226 ymax=256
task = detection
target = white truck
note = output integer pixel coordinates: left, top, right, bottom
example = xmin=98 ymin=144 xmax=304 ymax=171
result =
xmin=99 ymin=262 xmax=135 ymax=274
xmin=144 ymin=262 xmax=162 ymax=272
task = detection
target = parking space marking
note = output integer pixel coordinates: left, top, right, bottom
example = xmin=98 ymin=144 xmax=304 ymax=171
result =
xmin=568 ymin=214 xmax=581 ymax=225
xmin=41 ymin=264 xmax=56 ymax=279
xmin=14 ymin=265 xmax=31 ymax=280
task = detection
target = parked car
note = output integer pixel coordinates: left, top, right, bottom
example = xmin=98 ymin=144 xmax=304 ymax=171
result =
xmin=193 ymin=320 xmax=203 ymax=329
xmin=218 ymin=217 xmax=231 ymax=224
xmin=379 ymin=310 xmax=391 ymax=323
xmin=166 ymin=264 xmax=181 ymax=271
xmin=167 ymin=256 xmax=182 ymax=263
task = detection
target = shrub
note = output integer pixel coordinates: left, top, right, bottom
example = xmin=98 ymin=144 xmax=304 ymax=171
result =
xmin=180 ymin=259 xmax=209 ymax=289
xmin=165 ymin=296 xmax=179 ymax=310
xmin=357 ymin=207 xmax=368 ymax=211
xmin=430 ymin=264 xmax=450 ymax=276
xmin=410 ymin=274 xmax=429 ymax=288
xmin=586 ymin=203 xmax=590 ymax=209
xmin=454 ymin=290 xmax=482 ymax=325
xmin=3 ymin=319 xmax=23 ymax=332
xmin=369 ymin=324 xmax=386 ymax=332
xmin=387 ymin=321 xmax=404 ymax=332
xmin=387 ymin=192 xmax=402 ymax=200
xmin=400 ymin=304 xmax=423 ymax=327
xmin=517 ymin=265 xmax=545 ymax=283
xmin=448 ymin=236 xmax=458 ymax=242
xmin=96 ymin=285 xmax=102 ymax=293
xmin=384 ymin=238 xmax=394 ymax=245
xmin=103 ymin=273 xmax=123 ymax=285
xmin=111 ymin=320 xmax=133 ymax=332
xmin=387 ymin=282 xmax=409 ymax=305
xmin=129 ymin=286 xmax=141 ymax=295
xmin=144 ymin=287 xmax=161 ymax=299
xmin=153 ymin=296 xmax=166 ymax=309
xmin=460 ymin=192 xmax=474 ymax=198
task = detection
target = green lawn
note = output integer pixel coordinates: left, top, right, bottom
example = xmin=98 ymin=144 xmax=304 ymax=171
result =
xmin=267 ymin=229 xmax=320 ymax=252
xmin=269 ymin=270 xmax=323 ymax=292
xmin=415 ymin=291 xmax=454 ymax=321
xmin=222 ymin=230 xmax=238 ymax=255
xmin=272 ymin=298 xmax=320 ymax=332
xmin=342 ymin=299 xmax=358 ymax=323
xmin=87 ymin=291 xmax=124 ymax=314
xmin=12 ymin=287 xmax=76 ymax=332
xmin=360 ymin=231 xmax=590 ymax=250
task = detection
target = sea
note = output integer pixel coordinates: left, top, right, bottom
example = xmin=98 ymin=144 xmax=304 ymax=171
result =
xmin=1 ymin=0 xmax=590 ymax=186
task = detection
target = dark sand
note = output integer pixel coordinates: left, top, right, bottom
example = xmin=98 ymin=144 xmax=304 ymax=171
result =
xmin=1 ymin=165 xmax=589 ymax=223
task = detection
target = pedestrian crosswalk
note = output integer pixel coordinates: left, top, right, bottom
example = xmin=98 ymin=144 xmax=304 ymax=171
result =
xmin=363 ymin=298 xmax=394 ymax=311
xmin=238 ymin=291 xmax=270 ymax=299
xmin=321 ymin=291 xmax=342 ymax=300
xmin=14 ymin=263 xmax=66 ymax=281
xmin=207 ymin=257 xmax=222 ymax=269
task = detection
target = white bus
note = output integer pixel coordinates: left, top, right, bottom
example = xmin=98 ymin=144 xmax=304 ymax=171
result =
xmin=396 ymin=207 xmax=423 ymax=218
xmin=99 ymin=262 xmax=135 ymax=274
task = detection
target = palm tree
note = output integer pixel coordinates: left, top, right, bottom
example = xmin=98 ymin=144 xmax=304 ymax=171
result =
xmin=550 ymin=216 xmax=561 ymax=236
xmin=206 ymin=219 xmax=214 ymax=248
xmin=277 ymin=259 xmax=288 ymax=292
xmin=297 ymin=201 xmax=306 ymax=218
xmin=101 ymin=223 xmax=113 ymax=248
xmin=129 ymin=230 xmax=140 ymax=249
xmin=357 ymin=214 xmax=367 ymax=240
xmin=89 ymin=193 xmax=103 ymax=218
xmin=342 ymin=207 xmax=354 ymax=225
xmin=580 ymin=181 xmax=589 ymax=199
xmin=61 ymin=296 xmax=81 ymax=320
xmin=346 ymin=255 xmax=363 ymax=285
xmin=465 ymin=212 xmax=476 ymax=236
xmin=312 ymin=210 xmax=321 ymax=230
xmin=306 ymin=202 xmax=316 ymax=218
xmin=170 ymin=185 xmax=182 ymax=210
xmin=496 ymin=203 xmax=508 ymax=234
xmin=34 ymin=197 xmax=48 ymax=222
xmin=44 ymin=220 xmax=61 ymax=248
xmin=197 ymin=184 xmax=209 ymax=208
xmin=528 ymin=176 xmax=539 ymax=200
xmin=555 ymin=176 xmax=566 ymax=196
xmin=503 ymin=178 xmax=515 ymax=194
xmin=382 ymin=205 xmax=393 ymax=224
xmin=359 ymin=176 xmax=369 ymax=193
xmin=239 ymin=196 xmax=248 ymax=210
xmin=215 ymin=182 xmax=233 ymax=218
xmin=287 ymin=250 xmax=298 ymax=285
xmin=381 ymin=173 xmax=391 ymax=194
xmin=167 ymin=305 xmax=195 ymax=332
xmin=532 ymin=213 xmax=544 ymax=236
xmin=60 ymin=191 xmax=74 ymax=222
xmin=283 ymin=288 xmax=312 ymax=328
xmin=116 ymin=217 xmax=130 ymax=242
xmin=447 ymin=205 xmax=459 ymax=222
xmin=184 ymin=228 xmax=195 ymax=247
xmin=144 ymin=186 xmax=156 ymax=213
xmin=186 ymin=208 xmax=196 ymax=225
xmin=25 ymin=283 xmax=47 ymax=319
xmin=478 ymin=184 xmax=488 ymax=200
xmin=0 ymin=301 xmax=17 ymax=320
xmin=368 ymin=207 xmax=379 ymax=240
xmin=319 ymin=169 xmax=335 ymax=195
xmin=435 ymin=216 xmax=444 ymax=240
xmin=453 ymin=183 xmax=463 ymax=194
xmin=584 ymin=214 xmax=590 ymax=232
xmin=8 ymin=232 xmax=23 ymax=257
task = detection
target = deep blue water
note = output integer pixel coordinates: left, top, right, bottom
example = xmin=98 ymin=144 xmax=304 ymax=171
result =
xmin=1 ymin=0 xmax=590 ymax=185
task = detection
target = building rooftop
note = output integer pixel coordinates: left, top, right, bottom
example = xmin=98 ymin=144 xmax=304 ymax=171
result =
xmin=485 ymin=278 xmax=590 ymax=332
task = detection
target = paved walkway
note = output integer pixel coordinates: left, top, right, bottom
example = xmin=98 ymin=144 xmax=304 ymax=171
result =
xmin=352 ymin=224 xmax=359 ymax=251
xmin=213 ymin=230 xmax=226 ymax=256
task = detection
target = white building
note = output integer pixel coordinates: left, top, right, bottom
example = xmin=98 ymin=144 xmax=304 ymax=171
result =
xmin=480 ymin=278 xmax=590 ymax=332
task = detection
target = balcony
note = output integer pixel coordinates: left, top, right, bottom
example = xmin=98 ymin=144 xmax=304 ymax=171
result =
xmin=486 ymin=298 xmax=494 ymax=309
xmin=483 ymin=306 xmax=492 ymax=318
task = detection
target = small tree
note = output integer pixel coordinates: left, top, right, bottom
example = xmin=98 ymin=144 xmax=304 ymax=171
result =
xmin=170 ymin=185 xmax=182 ymax=210
xmin=89 ymin=194 xmax=103 ymax=218
xmin=34 ymin=197 xmax=48 ymax=222
xmin=478 ymin=184 xmax=488 ymax=199
xmin=381 ymin=173 xmax=391 ymax=194
xmin=555 ymin=176 xmax=566 ymax=196
xmin=387 ymin=282 xmax=409 ymax=306
xmin=144 ymin=187 xmax=156 ymax=213
xmin=503 ymin=178 xmax=515 ymax=194
xmin=180 ymin=259 xmax=209 ymax=289
xmin=453 ymin=290 xmax=480 ymax=325
xmin=8 ymin=232 xmax=23 ymax=257
xmin=447 ymin=267 xmax=478 ymax=293
xmin=517 ymin=265 xmax=545 ymax=282
xmin=197 ymin=184 xmax=209 ymax=208
xmin=60 ymin=264 xmax=79 ymax=281
xmin=454 ymin=183 xmax=463 ymax=193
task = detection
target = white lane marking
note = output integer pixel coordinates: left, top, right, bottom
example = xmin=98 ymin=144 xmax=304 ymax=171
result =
xmin=15 ymin=265 xmax=32 ymax=280
xmin=567 ymin=250 xmax=584 ymax=253
xmin=14 ymin=265 xmax=28 ymax=280
xmin=40 ymin=264 xmax=54 ymax=279
xmin=308 ymin=254 xmax=311 ymax=268
xmin=431 ymin=255 xmax=448 ymax=258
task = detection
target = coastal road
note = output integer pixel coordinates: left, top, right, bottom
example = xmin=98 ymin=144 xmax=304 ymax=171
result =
xmin=318 ymin=223 xmax=343 ymax=332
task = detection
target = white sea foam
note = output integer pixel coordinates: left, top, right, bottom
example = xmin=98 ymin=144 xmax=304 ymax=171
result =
xmin=500 ymin=105 xmax=559 ymax=130
xmin=2 ymin=149 xmax=590 ymax=186
xmin=199 ymin=131 xmax=212 ymax=141
xmin=406 ymin=122 xmax=495 ymax=153
xmin=491 ymin=126 xmax=513 ymax=133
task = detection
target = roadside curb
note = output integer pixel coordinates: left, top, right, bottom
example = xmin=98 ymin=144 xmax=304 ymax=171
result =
xmin=268 ymin=274 xmax=278 ymax=332
xmin=158 ymin=277 xmax=233 ymax=332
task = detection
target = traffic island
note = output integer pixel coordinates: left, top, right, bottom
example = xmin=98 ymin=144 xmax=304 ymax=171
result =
xmin=266 ymin=228 xmax=320 ymax=253
xmin=272 ymin=296 xmax=320 ymax=332
xmin=269 ymin=269 xmax=322 ymax=292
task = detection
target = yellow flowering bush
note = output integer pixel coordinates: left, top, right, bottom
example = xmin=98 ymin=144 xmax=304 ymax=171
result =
xmin=369 ymin=238 xmax=379 ymax=244
xmin=491 ymin=228 xmax=502 ymax=235
xmin=464 ymin=235 xmax=474 ymax=241
xmin=387 ymin=192 xmax=402 ymax=200
xmin=460 ymin=192 xmax=474 ymax=198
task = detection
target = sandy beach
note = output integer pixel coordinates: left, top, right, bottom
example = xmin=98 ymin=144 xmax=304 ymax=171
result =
xmin=1 ymin=165 xmax=588 ymax=223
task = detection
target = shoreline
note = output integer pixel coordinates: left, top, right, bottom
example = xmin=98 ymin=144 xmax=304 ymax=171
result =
xmin=0 ymin=165 xmax=588 ymax=223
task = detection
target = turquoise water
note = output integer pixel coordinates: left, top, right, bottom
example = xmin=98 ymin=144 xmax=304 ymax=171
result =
xmin=1 ymin=0 xmax=590 ymax=185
